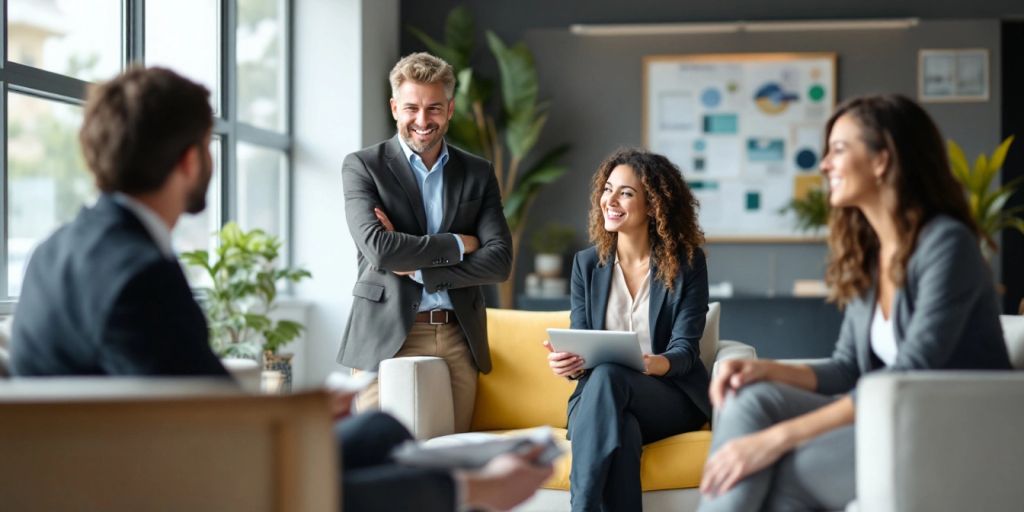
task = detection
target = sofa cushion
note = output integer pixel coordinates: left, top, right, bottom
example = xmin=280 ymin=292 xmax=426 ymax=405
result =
xmin=1001 ymin=315 xmax=1024 ymax=369
xmin=473 ymin=309 xmax=575 ymax=431
xmin=698 ymin=302 xmax=721 ymax=374
xmin=435 ymin=427 xmax=712 ymax=491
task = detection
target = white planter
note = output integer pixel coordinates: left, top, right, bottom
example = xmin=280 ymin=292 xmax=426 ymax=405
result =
xmin=534 ymin=253 xmax=563 ymax=277
xmin=221 ymin=357 xmax=261 ymax=394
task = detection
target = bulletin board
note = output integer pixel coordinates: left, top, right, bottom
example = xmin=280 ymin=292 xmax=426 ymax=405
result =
xmin=643 ymin=53 xmax=836 ymax=241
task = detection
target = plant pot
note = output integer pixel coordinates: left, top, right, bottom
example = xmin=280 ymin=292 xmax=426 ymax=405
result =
xmin=534 ymin=253 xmax=562 ymax=278
xmin=221 ymin=357 xmax=261 ymax=394
xmin=263 ymin=351 xmax=294 ymax=393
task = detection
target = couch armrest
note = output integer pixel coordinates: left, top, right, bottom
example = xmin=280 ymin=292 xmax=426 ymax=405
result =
xmin=378 ymin=356 xmax=454 ymax=440
xmin=857 ymin=372 xmax=1024 ymax=512
xmin=711 ymin=340 xmax=756 ymax=382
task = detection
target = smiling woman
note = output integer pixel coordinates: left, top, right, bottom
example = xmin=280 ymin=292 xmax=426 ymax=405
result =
xmin=698 ymin=95 xmax=1012 ymax=512
xmin=544 ymin=148 xmax=710 ymax=511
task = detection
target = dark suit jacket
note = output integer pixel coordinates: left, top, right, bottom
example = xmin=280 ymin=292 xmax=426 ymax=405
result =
xmin=569 ymin=246 xmax=712 ymax=418
xmin=10 ymin=194 xmax=226 ymax=377
xmin=809 ymin=214 xmax=1012 ymax=399
xmin=338 ymin=136 xmax=512 ymax=372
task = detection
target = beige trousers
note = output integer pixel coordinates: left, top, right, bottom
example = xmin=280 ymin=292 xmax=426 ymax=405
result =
xmin=355 ymin=322 xmax=478 ymax=433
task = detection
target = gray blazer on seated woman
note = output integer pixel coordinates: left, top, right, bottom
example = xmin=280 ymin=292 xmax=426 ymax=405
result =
xmin=544 ymin=148 xmax=711 ymax=512
xmin=698 ymin=94 xmax=1012 ymax=512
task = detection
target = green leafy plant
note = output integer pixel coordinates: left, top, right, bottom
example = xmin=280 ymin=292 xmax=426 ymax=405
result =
xmin=529 ymin=223 xmax=575 ymax=255
xmin=779 ymin=188 xmax=830 ymax=233
xmin=180 ymin=222 xmax=311 ymax=358
xmin=948 ymin=135 xmax=1024 ymax=249
xmin=409 ymin=7 xmax=570 ymax=307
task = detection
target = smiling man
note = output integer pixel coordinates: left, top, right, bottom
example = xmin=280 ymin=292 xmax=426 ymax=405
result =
xmin=339 ymin=52 xmax=512 ymax=432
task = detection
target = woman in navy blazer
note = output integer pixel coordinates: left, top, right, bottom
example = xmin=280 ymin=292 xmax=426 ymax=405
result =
xmin=698 ymin=95 xmax=1013 ymax=511
xmin=544 ymin=148 xmax=711 ymax=511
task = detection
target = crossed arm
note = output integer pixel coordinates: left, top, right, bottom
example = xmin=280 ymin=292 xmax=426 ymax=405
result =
xmin=343 ymin=154 xmax=512 ymax=291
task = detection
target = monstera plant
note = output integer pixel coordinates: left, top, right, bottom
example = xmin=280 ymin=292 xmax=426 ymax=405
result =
xmin=948 ymin=135 xmax=1024 ymax=253
xmin=409 ymin=7 xmax=570 ymax=308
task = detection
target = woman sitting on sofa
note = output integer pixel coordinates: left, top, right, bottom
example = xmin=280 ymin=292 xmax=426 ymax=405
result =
xmin=698 ymin=94 xmax=1013 ymax=512
xmin=544 ymin=148 xmax=711 ymax=511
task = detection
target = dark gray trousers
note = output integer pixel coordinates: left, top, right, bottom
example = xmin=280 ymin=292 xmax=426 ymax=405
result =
xmin=697 ymin=382 xmax=855 ymax=512
xmin=567 ymin=363 xmax=707 ymax=512
xmin=337 ymin=412 xmax=456 ymax=512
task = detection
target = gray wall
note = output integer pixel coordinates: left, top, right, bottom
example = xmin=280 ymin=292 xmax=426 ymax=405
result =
xmin=518 ymin=19 xmax=1001 ymax=295
xmin=398 ymin=5 xmax=1004 ymax=296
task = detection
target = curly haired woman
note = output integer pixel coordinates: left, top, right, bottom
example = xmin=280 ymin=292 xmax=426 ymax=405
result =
xmin=697 ymin=94 xmax=1012 ymax=511
xmin=543 ymin=148 xmax=711 ymax=511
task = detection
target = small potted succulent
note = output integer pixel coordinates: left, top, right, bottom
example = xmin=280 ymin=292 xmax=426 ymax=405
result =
xmin=530 ymin=223 xmax=575 ymax=277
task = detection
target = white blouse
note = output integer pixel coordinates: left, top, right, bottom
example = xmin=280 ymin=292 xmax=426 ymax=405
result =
xmin=605 ymin=259 xmax=653 ymax=355
xmin=871 ymin=304 xmax=898 ymax=366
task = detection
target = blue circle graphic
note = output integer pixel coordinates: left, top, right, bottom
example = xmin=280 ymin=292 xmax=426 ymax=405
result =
xmin=694 ymin=140 xmax=706 ymax=152
xmin=700 ymin=88 xmax=722 ymax=109
xmin=795 ymin=149 xmax=818 ymax=170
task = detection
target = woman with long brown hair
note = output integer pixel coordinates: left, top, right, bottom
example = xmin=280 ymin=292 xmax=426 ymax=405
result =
xmin=544 ymin=148 xmax=710 ymax=511
xmin=698 ymin=94 xmax=1012 ymax=511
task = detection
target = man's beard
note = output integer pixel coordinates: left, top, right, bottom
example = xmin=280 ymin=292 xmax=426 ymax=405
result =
xmin=400 ymin=120 xmax=448 ymax=154
xmin=185 ymin=148 xmax=213 ymax=214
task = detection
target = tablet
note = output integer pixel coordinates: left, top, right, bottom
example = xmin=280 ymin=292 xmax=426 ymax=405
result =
xmin=546 ymin=328 xmax=645 ymax=372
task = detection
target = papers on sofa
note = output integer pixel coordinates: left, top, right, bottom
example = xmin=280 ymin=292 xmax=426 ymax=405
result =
xmin=323 ymin=371 xmax=377 ymax=393
xmin=546 ymin=328 xmax=646 ymax=372
xmin=392 ymin=426 xmax=564 ymax=469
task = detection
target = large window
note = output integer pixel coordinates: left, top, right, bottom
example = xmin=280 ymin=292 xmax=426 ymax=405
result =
xmin=1 ymin=0 xmax=292 ymax=305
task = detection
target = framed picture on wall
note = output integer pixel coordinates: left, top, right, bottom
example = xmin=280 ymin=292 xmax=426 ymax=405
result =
xmin=918 ymin=49 xmax=989 ymax=102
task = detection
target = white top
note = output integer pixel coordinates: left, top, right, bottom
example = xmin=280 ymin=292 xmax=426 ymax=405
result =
xmin=605 ymin=259 xmax=652 ymax=355
xmin=870 ymin=304 xmax=898 ymax=366
xmin=112 ymin=193 xmax=174 ymax=258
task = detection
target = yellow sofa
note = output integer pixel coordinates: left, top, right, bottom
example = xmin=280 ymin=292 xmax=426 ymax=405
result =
xmin=378 ymin=305 xmax=756 ymax=511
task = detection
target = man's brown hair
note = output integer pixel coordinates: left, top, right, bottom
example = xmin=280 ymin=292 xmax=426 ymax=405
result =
xmin=79 ymin=66 xmax=212 ymax=194
xmin=388 ymin=52 xmax=456 ymax=100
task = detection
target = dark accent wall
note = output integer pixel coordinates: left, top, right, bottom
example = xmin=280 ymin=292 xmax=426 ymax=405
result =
xmin=1001 ymin=21 xmax=1024 ymax=314
xmin=400 ymin=4 xmax=1008 ymax=300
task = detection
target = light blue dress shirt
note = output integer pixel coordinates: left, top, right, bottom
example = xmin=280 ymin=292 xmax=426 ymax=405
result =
xmin=397 ymin=137 xmax=464 ymax=312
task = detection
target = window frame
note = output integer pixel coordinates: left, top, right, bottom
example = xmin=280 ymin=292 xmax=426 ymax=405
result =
xmin=0 ymin=0 xmax=294 ymax=313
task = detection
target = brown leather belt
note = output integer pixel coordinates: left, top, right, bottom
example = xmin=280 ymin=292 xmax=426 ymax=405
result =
xmin=414 ymin=309 xmax=457 ymax=325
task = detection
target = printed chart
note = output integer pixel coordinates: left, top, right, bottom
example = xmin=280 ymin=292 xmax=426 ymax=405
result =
xmin=643 ymin=53 xmax=836 ymax=240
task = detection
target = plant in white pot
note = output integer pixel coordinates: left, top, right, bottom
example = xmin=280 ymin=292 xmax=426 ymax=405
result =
xmin=181 ymin=222 xmax=311 ymax=392
xmin=530 ymin=223 xmax=575 ymax=278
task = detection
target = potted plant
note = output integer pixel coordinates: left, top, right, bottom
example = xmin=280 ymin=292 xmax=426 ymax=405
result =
xmin=779 ymin=187 xmax=830 ymax=234
xmin=180 ymin=222 xmax=311 ymax=391
xmin=409 ymin=7 xmax=571 ymax=307
xmin=948 ymin=135 xmax=1024 ymax=257
xmin=529 ymin=223 xmax=575 ymax=277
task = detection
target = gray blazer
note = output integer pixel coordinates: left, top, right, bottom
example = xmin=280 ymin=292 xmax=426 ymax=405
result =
xmin=810 ymin=215 xmax=1012 ymax=398
xmin=338 ymin=136 xmax=512 ymax=372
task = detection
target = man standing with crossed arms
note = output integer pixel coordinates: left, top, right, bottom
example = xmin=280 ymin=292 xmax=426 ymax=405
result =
xmin=339 ymin=52 xmax=512 ymax=432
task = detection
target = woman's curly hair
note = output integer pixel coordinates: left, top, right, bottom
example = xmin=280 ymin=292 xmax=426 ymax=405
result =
xmin=588 ymin=148 xmax=704 ymax=291
xmin=824 ymin=94 xmax=982 ymax=307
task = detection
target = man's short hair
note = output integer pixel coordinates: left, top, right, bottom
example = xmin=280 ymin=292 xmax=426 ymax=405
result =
xmin=79 ymin=66 xmax=212 ymax=194
xmin=389 ymin=52 xmax=456 ymax=100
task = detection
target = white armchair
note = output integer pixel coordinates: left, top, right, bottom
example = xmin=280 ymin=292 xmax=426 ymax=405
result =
xmin=855 ymin=315 xmax=1024 ymax=512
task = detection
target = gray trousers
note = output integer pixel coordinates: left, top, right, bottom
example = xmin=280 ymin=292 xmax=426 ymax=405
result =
xmin=698 ymin=382 xmax=855 ymax=512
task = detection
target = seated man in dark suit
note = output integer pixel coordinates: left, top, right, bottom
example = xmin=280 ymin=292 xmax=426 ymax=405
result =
xmin=9 ymin=66 xmax=549 ymax=512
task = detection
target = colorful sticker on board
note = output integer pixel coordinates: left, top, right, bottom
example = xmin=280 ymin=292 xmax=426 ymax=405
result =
xmin=700 ymin=87 xmax=722 ymax=108
xmin=808 ymin=84 xmax=826 ymax=103
xmin=745 ymin=191 xmax=761 ymax=211
xmin=693 ymin=157 xmax=706 ymax=172
xmin=693 ymin=140 xmax=707 ymax=152
xmin=688 ymin=180 xmax=719 ymax=190
xmin=795 ymin=148 xmax=818 ymax=170
xmin=703 ymin=113 xmax=738 ymax=134
xmin=747 ymin=138 xmax=785 ymax=162
xmin=753 ymin=83 xmax=799 ymax=115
